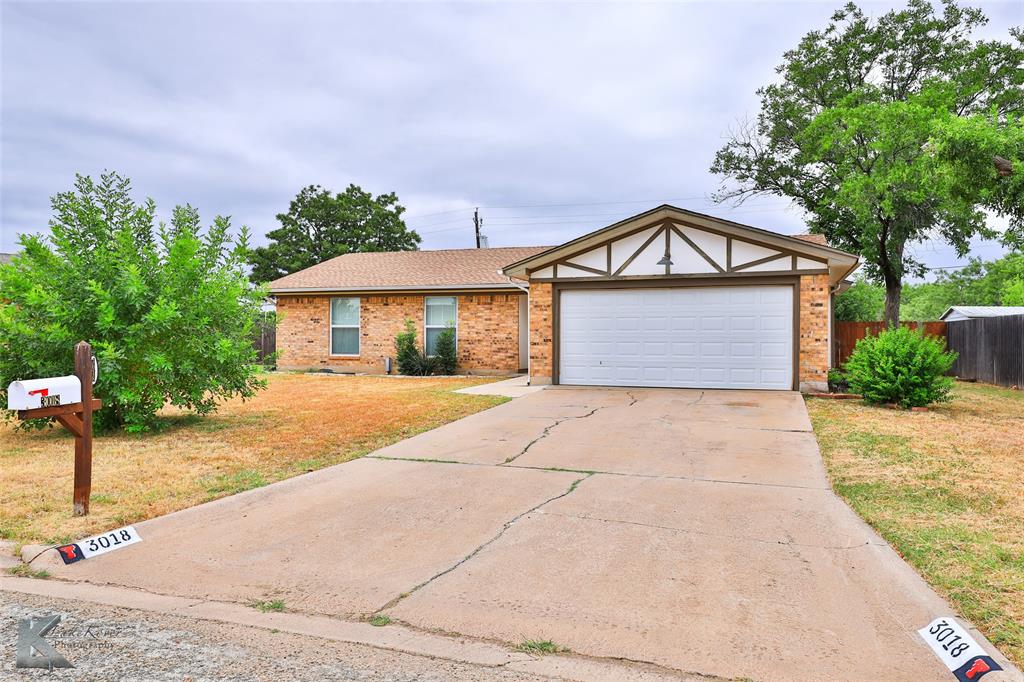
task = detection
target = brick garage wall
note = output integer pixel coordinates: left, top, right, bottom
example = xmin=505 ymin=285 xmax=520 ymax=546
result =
xmin=528 ymin=282 xmax=554 ymax=384
xmin=799 ymin=274 xmax=830 ymax=391
xmin=276 ymin=293 xmax=522 ymax=374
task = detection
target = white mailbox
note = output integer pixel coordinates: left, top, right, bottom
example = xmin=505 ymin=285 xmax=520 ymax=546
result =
xmin=7 ymin=375 xmax=82 ymax=411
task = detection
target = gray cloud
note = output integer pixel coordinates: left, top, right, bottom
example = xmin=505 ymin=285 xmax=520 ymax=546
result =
xmin=2 ymin=0 xmax=1020 ymax=275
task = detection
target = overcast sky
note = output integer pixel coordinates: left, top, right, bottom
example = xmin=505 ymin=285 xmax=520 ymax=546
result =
xmin=1 ymin=1 xmax=1021 ymax=278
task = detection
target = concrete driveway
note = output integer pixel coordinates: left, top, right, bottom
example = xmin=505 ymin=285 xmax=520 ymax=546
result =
xmin=30 ymin=387 xmax=1011 ymax=681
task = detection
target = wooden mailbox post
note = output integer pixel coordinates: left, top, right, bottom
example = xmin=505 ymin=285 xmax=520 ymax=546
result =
xmin=14 ymin=341 xmax=102 ymax=516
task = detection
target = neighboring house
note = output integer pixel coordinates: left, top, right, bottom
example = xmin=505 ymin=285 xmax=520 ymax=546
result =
xmin=270 ymin=205 xmax=859 ymax=391
xmin=0 ymin=252 xmax=14 ymax=265
xmin=940 ymin=306 xmax=1024 ymax=322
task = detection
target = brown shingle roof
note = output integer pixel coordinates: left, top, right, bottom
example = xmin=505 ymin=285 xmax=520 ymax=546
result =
xmin=269 ymin=246 xmax=552 ymax=292
xmin=792 ymin=233 xmax=828 ymax=246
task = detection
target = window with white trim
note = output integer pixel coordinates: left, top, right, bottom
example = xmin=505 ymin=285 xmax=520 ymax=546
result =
xmin=330 ymin=297 xmax=360 ymax=355
xmin=424 ymin=296 xmax=457 ymax=356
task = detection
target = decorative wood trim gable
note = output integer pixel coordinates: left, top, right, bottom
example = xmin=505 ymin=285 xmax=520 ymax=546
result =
xmin=532 ymin=218 xmax=828 ymax=281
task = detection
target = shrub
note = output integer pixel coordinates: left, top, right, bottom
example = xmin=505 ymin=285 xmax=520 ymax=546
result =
xmin=845 ymin=327 xmax=957 ymax=408
xmin=827 ymin=367 xmax=849 ymax=393
xmin=395 ymin=319 xmax=422 ymax=375
xmin=394 ymin=319 xmax=436 ymax=376
xmin=434 ymin=325 xmax=457 ymax=375
xmin=0 ymin=172 xmax=266 ymax=432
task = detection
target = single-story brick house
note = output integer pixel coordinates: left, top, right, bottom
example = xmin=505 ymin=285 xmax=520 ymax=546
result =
xmin=270 ymin=205 xmax=858 ymax=392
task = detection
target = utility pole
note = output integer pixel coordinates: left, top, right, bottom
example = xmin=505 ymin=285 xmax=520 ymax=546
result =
xmin=474 ymin=207 xmax=481 ymax=249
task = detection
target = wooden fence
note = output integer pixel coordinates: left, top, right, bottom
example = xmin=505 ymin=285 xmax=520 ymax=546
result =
xmin=946 ymin=314 xmax=1024 ymax=388
xmin=833 ymin=321 xmax=947 ymax=366
xmin=253 ymin=322 xmax=276 ymax=365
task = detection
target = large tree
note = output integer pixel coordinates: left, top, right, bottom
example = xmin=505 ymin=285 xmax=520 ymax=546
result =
xmin=711 ymin=0 xmax=1023 ymax=326
xmin=249 ymin=184 xmax=420 ymax=283
xmin=0 ymin=172 xmax=265 ymax=432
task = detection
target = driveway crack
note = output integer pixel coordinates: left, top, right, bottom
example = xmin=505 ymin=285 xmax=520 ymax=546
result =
xmin=375 ymin=474 xmax=591 ymax=614
xmin=500 ymin=405 xmax=607 ymax=465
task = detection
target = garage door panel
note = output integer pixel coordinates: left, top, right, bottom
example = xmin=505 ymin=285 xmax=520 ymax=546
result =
xmin=729 ymin=368 xmax=757 ymax=383
xmin=730 ymin=342 xmax=756 ymax=358
xmin=760 ymin=315 xmax=789 ymax=331
xmin=730 ymin=316 xmax=756 ymax=331
xmin=558 ymin=286 xmax=793 ymax=390
xmin=760 ymin=287 xmax=791 ymax=304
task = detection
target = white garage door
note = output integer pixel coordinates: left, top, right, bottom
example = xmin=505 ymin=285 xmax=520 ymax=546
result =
xmin=558 ymin=286 xmax=793 ymax=390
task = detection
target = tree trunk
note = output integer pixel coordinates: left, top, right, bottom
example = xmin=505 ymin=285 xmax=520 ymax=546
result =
xmin=883 ymin=279 xmax=901 ymax=329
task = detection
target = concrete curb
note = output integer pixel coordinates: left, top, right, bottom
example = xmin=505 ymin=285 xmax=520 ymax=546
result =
xmin=0 ymin=577 xmax=699 ymax=681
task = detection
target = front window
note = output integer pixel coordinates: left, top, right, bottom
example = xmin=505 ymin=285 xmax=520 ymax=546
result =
xmin=425 ymin=296 xmax=457 ymax=355
xmin=330 ymin=297 xmax=360 ymax=355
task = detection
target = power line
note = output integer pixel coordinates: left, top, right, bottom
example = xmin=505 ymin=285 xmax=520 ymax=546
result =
xmin=414 ymin=205 xmax=800 ymax=235
xmin=404 ymin=195 xmax=780 ymax=220
xmin=404 ymin=206 xmax=474 ymax=220
xmin=409 ymin=202 xmax=794 ymax=232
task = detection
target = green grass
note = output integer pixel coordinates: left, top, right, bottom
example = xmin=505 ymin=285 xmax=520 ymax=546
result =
xmin=369 ymin=614 xmax=391 ymax=626
xmin=516 ymin=639 xmax=569 ymax=655
xmin=6 ymin=564 xmax=50 ymax=579
xmin=247 ymin=599 xmax=285 ymax=613
xmin=808 ymin=381 xmax=1024 ymax=667
xmin=204 ymin=470 xmax=267 ymax=496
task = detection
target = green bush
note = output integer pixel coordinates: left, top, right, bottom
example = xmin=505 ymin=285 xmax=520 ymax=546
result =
xmin=394 ymin=319 xmax=436 ymax=376
xmin=0 ymin=172 xmax=266 ymax=432
xmin=434 ymin=325 xmax=457 ymax=375
xmin=395 ymin=319 xmax=421 ymax=375
xmin=845 ymin=327 xmax=957 ymax=408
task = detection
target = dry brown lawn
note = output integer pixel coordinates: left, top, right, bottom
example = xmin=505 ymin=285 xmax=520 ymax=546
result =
xmin=1 ymin=373 xmax=507 ymax=547
xmin=807 ymin=381 xmax=1024 ymax=667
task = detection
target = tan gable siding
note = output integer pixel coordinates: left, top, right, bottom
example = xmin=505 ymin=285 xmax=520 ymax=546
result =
xmin=276 ymin=294 xmax=521 ymax=374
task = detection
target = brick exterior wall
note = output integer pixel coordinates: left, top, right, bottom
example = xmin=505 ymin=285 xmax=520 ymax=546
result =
xmin=528 ymin=282 xmax=554 ymax=385
xmin=276 ymin=293 xmax=524 ymax=374
xmin=457 ymin=294 xmax=524 ymax=372
xmin=799 ymin=274 xmax=831 ymax=391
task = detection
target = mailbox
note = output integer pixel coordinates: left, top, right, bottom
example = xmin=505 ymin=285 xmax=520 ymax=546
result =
xmin=7 ymin=375 xmax=82 ymax=411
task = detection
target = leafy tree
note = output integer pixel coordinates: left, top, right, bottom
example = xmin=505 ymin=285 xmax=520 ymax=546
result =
xmin=900 ymin=281 xmax=956 ymax=321
xmin=1003 ymin=278 xmax=1024 ymax=305
xmin=0 ymin=172 xmax=266 ymax=432
xmin=249 ymin=184 xmax=420 ymax=283
xmin=711 ymin=0 xmax=1024 ymax=326
xmin=940 ymin=253 xmax=1024 ymax=305
xmin=834 ymin=278 xmax=884 ymax=321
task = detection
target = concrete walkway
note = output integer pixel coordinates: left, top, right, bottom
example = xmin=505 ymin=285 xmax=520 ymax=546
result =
xmin=18 ymin=387 xmax=1017 ymax=681
xmin=454 ymin=374 xmax=545 ymax=398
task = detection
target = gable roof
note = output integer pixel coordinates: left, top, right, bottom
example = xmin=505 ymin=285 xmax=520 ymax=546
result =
xmin=940 ymin=306 xmax=1024 ymax=321
xmin=501 ymin=204 xmax=859 ymax=285
xmin=268 ymin=246 xmax=551 ymax=293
